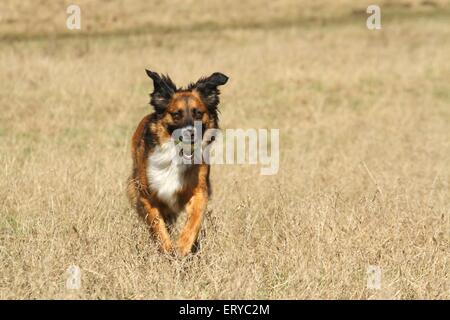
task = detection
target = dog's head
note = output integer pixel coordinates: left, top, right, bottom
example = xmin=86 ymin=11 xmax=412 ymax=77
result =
xmin=145 ymin=69 xmax=228 ymax=161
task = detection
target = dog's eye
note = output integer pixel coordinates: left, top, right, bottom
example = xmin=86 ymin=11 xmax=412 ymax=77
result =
xmin=170 ymin=111 xmax=182 ymax=120
xmin=192 ymin=108 xmax=203 ymax=119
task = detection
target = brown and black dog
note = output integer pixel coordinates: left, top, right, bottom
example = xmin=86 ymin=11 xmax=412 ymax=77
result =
xmin=127 ymin=70 xmax=228 ymax=256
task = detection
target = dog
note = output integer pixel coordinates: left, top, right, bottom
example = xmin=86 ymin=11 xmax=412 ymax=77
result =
xmin=127 ymin=69 xmax=228 ymax=256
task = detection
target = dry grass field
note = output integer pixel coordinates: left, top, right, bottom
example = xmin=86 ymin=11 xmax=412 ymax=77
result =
xmin=0 ymin=0 xmax=449 ymax=299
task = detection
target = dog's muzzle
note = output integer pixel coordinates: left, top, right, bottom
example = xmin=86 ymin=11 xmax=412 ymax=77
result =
xmin=179 ymin=126 xmax=198 ymax=161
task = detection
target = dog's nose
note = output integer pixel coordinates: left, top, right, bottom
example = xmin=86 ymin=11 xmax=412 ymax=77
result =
xmin=181 ymin=126 xmax=196 ymax=143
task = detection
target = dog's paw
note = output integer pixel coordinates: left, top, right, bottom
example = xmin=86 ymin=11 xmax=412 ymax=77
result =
xmin=176 ymin=240 xmax=192 ymax=258
xmin=159 ymin=240 xmax=175 ymax=256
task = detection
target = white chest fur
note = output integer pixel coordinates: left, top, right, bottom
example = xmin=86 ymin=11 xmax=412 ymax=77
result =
xmin=147 ymin=141 xmax=187 ymax=212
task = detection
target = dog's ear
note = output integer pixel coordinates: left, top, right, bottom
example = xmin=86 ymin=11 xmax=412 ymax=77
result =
xmin=145 ymin=69 xmax=177 ymax=114
xmin=191 ymin=72 xmax=229 ymax=110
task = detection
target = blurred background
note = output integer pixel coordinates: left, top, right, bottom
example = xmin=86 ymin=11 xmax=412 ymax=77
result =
xmin=0 ymin=1 xmax=447 ymax=37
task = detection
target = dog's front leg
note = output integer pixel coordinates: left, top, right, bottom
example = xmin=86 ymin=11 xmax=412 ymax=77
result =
xmin=177 ymin=190 xmax=207 ymax=257
xmin=139 ymin=197 xmax=173 ymax=254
